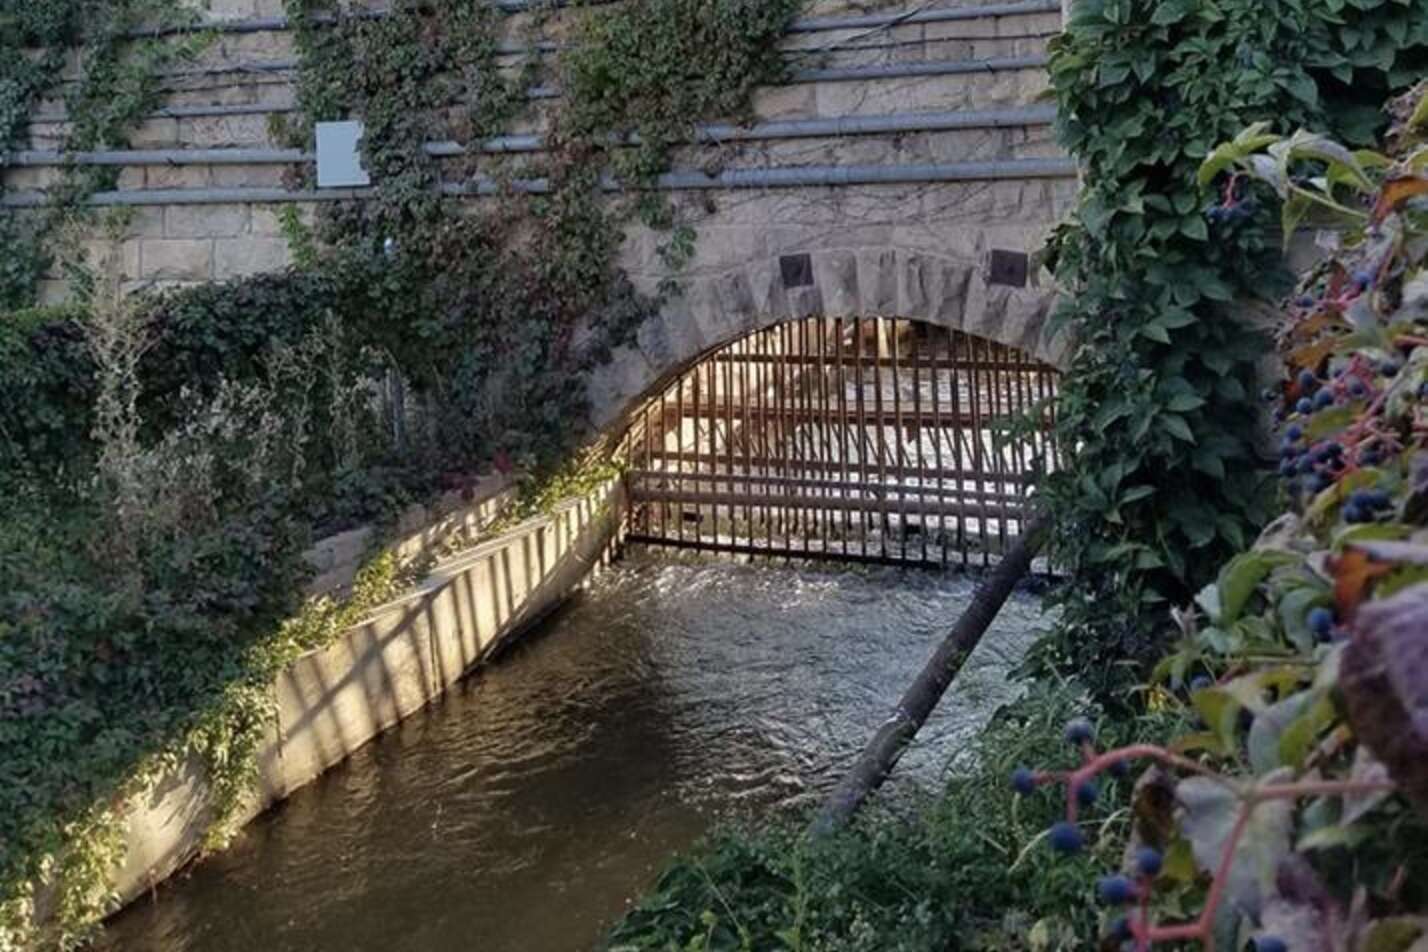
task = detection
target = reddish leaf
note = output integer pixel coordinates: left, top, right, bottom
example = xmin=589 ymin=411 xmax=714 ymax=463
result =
xmin=1332 ymin=548 xmax=1395 ymax=617
xmin=1372 ymin=175 xmax=1428 ymax=223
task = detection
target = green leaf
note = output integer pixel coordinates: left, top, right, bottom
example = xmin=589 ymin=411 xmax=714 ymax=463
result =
xmin=1217 ymin=551 xmax=1290 ymax=624
xmin=1177 ymin=774 xmax=1294 ymax=919
xmin=1247 ymin=690 xmax=1316 ymax=773
xmin=1161 ymin=413 xmax=1196 ymax=443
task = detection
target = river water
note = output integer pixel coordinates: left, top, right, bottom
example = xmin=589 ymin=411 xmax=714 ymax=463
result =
xmin=104 ymin=554 xmax=1046 ymax=952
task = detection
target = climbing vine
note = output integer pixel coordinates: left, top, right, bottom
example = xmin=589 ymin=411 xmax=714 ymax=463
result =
xmin=1027 ymin=0 xmax=1428 ymax=701
xmin=1018 ymin=91 xmax=1428 ymax=947
xmin=1 ymin=0 xmax=808 ymax=946
xmin=0 ymin=0 xmax=205 ymax=308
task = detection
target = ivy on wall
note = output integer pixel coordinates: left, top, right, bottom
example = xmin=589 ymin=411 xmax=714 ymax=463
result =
xmin=0 ymin=0 xmax=205 ymax=308
xmin=0 ymin=0 xmax=809 ymax=946
xmin=1027 ymin=0 xmax=1428 ymax=700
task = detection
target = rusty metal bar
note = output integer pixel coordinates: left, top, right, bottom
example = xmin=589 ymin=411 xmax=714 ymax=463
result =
xmin=629 ymin=487 xmax=1025 ymax=521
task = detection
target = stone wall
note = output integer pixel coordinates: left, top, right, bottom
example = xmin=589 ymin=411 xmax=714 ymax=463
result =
xmin=105 ymin=476 xmax=625 ymax=911
xmin=5 ymin=0 xmax=1073 ymax=418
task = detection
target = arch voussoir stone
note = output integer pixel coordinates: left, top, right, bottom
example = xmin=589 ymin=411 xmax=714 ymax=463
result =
xmin=590 ymin=244 xmax=1067 ymax=435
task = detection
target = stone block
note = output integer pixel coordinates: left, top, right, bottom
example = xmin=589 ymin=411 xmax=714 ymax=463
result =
xmin=858 ymin=248 xmax=898 ymax=316
xmin=932 ymin=261 xmax=975 ymax=328
xmin=787 ymin=285 xmax=825 ymax=319
xmin=124 ymin=207 xmax=166 ymax=239
xmin=179 ymin=114 xmax=272 ymax=148
xmin=146 ymin=165 xmax=211 ymax=190
xmin=117 ymin=167 xmax=146 ymax=190
xmin=129 ymin=118 xmax=179 ymax=149
xmin=205 ymin=0 xmax=256 ymax=18
xmin=654 ymin=288 xmax=707 ymax=370
xmin=211 ymin=164 xmax=290 ymax=188
xmin=214 ymin=237 xmax=292 ymax=279
xmin=814 ymin=250 xmax=860 ymax=317
xmin=166 ymin=204 xmax=247 ymax=239
xmin=899 ymin=253 xmax=931 ymax=320
xmin=141 ymin=240 xmax=212 ymax=281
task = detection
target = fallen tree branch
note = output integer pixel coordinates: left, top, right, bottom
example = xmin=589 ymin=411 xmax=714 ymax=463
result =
xmin=810 ymin=514 xmax=1050 ymax=835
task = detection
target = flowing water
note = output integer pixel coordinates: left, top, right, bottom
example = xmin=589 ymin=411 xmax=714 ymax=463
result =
xmin=104 ymin=554 xmax=1047 ymax=952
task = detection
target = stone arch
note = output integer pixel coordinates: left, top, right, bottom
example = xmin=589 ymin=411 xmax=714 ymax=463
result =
xmin=584 ymin=245 xmax=1067 ymax=433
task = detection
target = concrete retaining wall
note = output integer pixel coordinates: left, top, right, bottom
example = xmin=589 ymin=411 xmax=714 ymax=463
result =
xmin=106 ymin=477 xmax=625 ymax=909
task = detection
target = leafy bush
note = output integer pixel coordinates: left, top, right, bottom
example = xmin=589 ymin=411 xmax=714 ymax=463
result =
xmin=606 ymin=683 xmax=1188 ymax=952
xmin=1017 ymin=88 xmax=1428 ymax=950
xmin=1032 ymin=0 xmax=1428 ymax=701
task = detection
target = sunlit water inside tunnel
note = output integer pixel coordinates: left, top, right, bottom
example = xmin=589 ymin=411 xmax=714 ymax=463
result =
xmin=103 ymin=553 xmax=1049 ymax=952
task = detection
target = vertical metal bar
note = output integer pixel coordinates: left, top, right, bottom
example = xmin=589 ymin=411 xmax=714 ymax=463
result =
xmin=1011 ymin=346 xmax=1031 ymax=539
xmin=947 ymin=328 xmax=969 ymax=569
xmin=870 ymin=318 xmax=889 ymax=560
xmin=815 ymin=318 xmax=831 ymax=556
xmin=777 ymin=322 xmax=791 ymax=556
xmin=739 ymin=335 xmax=753 ymax=553
xmin=676 ymin=372 xmax=686 ymax=545
xmin=890 ymin=319 xmax=907 ymax=561
xmin=910 ymin=323 xmax=928 ymax=564
xmin=765 ymin=327 xmax=778 ymax=556
xmin=642 ymin=397 xmax=654 ymax=536
xmin=969 ymin=333 xmax=991 ymax=568
xmin=854 ymin=318 xmax=870 ymax=560
xmin=707 ymin=352 xmax=719 ymax=551
xmin=834 ymin=317 xmax=851 ymax=558
xmin=929 ymin=324 xmax=947 ymax=566
xmin=988 ymin=338 xmax=1009 ymax=560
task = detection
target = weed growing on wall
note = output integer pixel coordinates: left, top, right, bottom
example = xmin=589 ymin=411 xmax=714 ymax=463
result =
xmin=1028 ymin=0 xmax=1428 ymax=701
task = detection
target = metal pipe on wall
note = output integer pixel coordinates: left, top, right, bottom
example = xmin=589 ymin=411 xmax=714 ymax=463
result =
xmin=0 ymin=158 xmax=1076 ymax=207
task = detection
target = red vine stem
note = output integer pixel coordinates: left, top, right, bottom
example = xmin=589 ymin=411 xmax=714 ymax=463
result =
xmin=1137 ymin=779 xmax=1397 ymax=949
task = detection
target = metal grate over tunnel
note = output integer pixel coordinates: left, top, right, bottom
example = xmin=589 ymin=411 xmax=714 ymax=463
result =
xmin=619 ymin=316 xmax=1060 ymax=569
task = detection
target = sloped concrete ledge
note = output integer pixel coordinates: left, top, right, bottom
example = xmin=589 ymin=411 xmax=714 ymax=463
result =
xmin=104 ymin=478 xmax=625 ymax=914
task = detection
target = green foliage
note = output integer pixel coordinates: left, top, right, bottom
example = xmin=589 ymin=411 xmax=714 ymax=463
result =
xmin=1 ymin=0 xmax=807 ymax=944
xmin=1021 ymin=93 xmax=1428 ymax=951
xmin=563 ymin=0 xmax=800 ymax=182
xmin=607 ymin=683 xmax=1187 ymax=952
xmin=0 ymin=0 xmax=203 ymax=308
xmin=1029 ymin=0 xmax=1428 ymax=701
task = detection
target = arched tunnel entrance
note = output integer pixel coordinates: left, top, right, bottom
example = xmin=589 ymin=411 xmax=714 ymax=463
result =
xmin=619 ymin=316 xmax=1060 ymax=569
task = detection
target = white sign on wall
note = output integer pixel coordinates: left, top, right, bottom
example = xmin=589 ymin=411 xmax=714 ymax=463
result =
xmin=316 ymin=120 xmax=371 ymax=188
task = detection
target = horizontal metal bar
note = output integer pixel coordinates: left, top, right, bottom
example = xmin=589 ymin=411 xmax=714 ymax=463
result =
xmin=627 ymin=470 xmax=1030 ymax=505
xmin=640 ymin=453 xmax=1040 ymax=485
xmin=789 ymin=54 xmax=1047 ymax=84
xmin=16 ymin=105 xmax=1057 ymax=164
xmin=708 ymin=351 xmax=1059 ymax=372
xmin=429 ymin=105 xmax=1059 ymax=155
xmin=136 ymin=0 xmax=1058 ymax=40
xmin=31 ymin=101 xmax=300 ymax=123
xmin=0 ymin=186 xmax=367 ymax=207
xmin=623 ymin=534 xmax=957 ymax=569
xmin=630 ymin=488 xmax=1027 ymax=521
xmin=622 ymin=534 xmax=959 ymax=570
xmin=4 ymin=147 xmax=306 ymax=167
xmin=1 ymin=158 xmax=1075 ymax=205
xmin=654 ymin=405 xmax=1033 ymax=429
xmin=787 ymin=1 xmax=1062 ymax=32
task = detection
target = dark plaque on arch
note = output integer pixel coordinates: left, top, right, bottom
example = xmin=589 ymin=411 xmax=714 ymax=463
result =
xmin=779 ymin=253 xmax=814 ymax=289
xmin=989 ymin=249 xmax=1029 ymax=288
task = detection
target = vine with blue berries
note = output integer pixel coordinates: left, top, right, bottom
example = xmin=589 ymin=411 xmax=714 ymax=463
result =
xmin=1027 ymin=0 xmax=1428 ymax=704
xmin=1017 ymin=87 xmax=1428 ymax=950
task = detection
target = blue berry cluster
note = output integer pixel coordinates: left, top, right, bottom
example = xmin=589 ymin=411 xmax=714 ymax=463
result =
xmin=1343 ymin=487 xmax=1393 ymax=524
xmin=1205 ymin=198 xmax=1257 ymax=225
